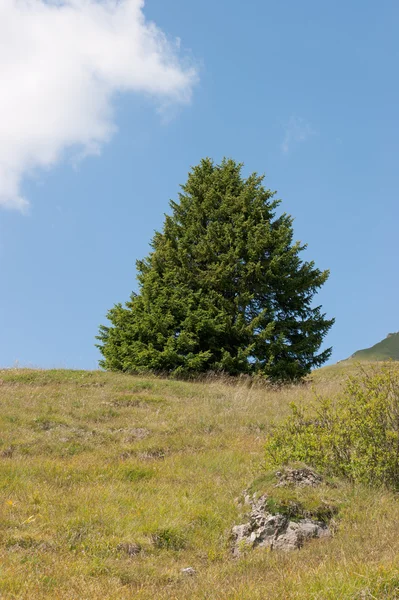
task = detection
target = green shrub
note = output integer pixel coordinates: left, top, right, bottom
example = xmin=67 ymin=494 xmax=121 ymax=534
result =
xmin=151 ymin=528 xmax=187 ymax=550
xmin=265 ymin=364 xmax=399 ymax=489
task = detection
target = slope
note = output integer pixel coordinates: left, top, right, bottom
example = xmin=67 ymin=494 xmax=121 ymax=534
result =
xmin=350 ymin=331 xmax=399 ymax=361
xmin=1 ymin=368 xmax=399 ymax=599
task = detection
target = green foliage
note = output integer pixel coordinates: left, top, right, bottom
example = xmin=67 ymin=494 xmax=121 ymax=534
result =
xmin=151 ymin=528 xmax=187 ymax=550
xmin=263 ymin=494 xmax=337 ymax=523
xmin=265 ymin=364 xmax=399 ymax=488
xmin=97 ymin=158 xmax=333 ymax=381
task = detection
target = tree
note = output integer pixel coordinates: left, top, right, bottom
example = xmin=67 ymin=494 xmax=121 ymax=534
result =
xmin=97 ymin=158 xmax=334 ymax=381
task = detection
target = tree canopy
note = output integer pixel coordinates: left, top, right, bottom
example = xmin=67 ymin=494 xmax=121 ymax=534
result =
xmin=97 ymin=158 xmax=334 ymax=381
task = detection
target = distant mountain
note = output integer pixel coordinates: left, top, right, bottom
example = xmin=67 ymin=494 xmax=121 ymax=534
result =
xmin=350 ymin=332 xmax=399 ymax=361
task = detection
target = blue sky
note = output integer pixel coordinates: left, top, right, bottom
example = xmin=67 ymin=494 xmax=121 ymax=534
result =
xmin=1 ymin=0 xmax=398 ymax=369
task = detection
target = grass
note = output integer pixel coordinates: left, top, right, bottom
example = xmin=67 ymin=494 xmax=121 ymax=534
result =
xmin=1 ymin=367 xmax=399 ymax=598
xmin=348 ymin=331 xmax=399 ymax=362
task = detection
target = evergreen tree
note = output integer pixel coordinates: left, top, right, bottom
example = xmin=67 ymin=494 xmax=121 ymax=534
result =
xmin=97 ymin=158 xmax=334 ymax=381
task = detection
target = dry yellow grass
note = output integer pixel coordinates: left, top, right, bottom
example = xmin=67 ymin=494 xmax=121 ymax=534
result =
xmin=0 ymin=367 xmax=399 ymax=599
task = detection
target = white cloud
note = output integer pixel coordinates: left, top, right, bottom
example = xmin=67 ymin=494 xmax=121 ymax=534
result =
xmin=281 ymin=117 xmax=316 ymax=154
xmin=0 ymin=0 xmax=197 ymax=211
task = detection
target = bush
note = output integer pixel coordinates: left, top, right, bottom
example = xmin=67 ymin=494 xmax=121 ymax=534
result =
xmin=265 ymin=364 xmax=399 ymax=489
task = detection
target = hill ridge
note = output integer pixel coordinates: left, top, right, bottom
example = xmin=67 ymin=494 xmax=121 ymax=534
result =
xmin=350 ymin=331 xmax=399 ymax=361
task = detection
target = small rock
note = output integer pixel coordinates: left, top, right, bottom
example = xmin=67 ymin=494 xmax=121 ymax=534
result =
xmin=1 ymin=446 xmax=14 ymax=458
xmin=275 ymin=467 xmax=323 ymax=488
xmin=181 ymin=567 xmax=196 ymax=576
xmin=139 ymin=448 xmax=165 ymax=460
xmin=117 ymin=542 xmax=141 ymax=557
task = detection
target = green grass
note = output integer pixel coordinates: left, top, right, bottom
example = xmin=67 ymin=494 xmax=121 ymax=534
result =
xmin=1 ymin=367 xmax=399 ymax=598
xmin=348 ymin=331 xmax=399 ymax=362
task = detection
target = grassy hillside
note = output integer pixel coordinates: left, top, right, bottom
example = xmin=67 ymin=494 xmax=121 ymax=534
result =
xmin=1 ymin=368 xmax=399 ymax=599
xmin=349 ymin=331 xmax=399 ymax=361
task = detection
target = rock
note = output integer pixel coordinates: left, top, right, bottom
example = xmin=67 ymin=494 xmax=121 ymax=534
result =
xmin=111 ymin=427 xmax=150 ymax=440
xmin=231 ymin=523 xmax=252 ymax=556
xmin=232 ymin=498 xmax=331 ymax=556
xmin=271 ymin=519 xmax=330 ymax=551
xmin=1 ymin=446 xmax=14 ymax=458
xmin=275 ymin=467 xmax=323 ymax=488
xmin=232 ymin=469 xmax=332 ymax=556
xmin=232 ymin=523 xmax=251 ymax=539
xmin=117 ymin=542 xmax=141 ymax=557
xmin=181 ymin=567 xmax=196 ymax=576
xmin=139 ymin=448 xmax=165 ymax=460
